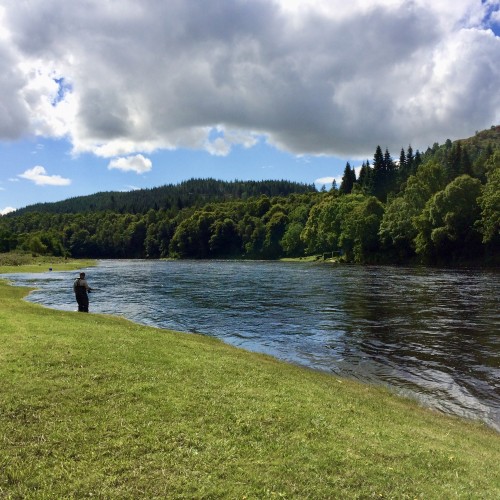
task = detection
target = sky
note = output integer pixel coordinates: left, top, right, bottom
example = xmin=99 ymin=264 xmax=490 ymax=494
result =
xmin=1 ymin=0 xmax=499 ymax=215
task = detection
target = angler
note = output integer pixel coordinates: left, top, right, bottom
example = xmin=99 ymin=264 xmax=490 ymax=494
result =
xmin=73 ymin=272 xmax=94 ymax=313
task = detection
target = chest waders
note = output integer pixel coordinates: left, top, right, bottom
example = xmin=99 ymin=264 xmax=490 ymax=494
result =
xmin=74 ymin=279 xmax=89 ymax=312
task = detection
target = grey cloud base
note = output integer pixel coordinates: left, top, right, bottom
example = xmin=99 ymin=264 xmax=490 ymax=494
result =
xmin=1 ymin=0 xmax=499 ymax=158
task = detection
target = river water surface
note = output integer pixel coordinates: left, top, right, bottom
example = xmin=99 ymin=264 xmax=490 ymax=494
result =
xmin=5 ymin=260 xmax=499 ymax=431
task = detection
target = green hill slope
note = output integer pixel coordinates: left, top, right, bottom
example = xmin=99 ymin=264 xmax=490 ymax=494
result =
xmin=12 ymin=178 xmax=316 ymax=215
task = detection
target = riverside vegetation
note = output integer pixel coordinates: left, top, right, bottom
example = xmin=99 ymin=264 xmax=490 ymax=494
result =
xmin=1 ymin=126 xmax=499 ymax=266
xmin=1 ymin=260 xmax=499 ymax=497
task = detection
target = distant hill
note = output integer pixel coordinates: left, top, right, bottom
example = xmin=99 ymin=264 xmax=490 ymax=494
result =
xmin=418 ymin=125 xmax=500 ymax=180
xmin=12 ymin=178 xmax=317 ymax=216
xmin=462 ymin=125 xmax=500 ymax=151
xmin=9 ymin=126 xmax=500 ymax=217
xmin=424 ymin=125 xmax=500 ymax=160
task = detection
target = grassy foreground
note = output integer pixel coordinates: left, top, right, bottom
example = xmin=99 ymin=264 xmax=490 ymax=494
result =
xmin=1 ymin=274 xmax=499 ymax=498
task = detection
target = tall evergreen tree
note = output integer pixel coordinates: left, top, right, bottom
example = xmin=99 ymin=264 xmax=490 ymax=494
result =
xmin=399 ymin=148 xmax=407 ymax=171
xmin=460 ymin=147 xmax=472 ymax=176
xmin=414 ymin=150 xmax=422 ymax=171
xmin=372 ymin=145 xmax=395 ymax=201
xmin=397 ymin=144 xmax=415 ymax=188
xmin=397 ymin=148 xmax=408 ymax=191
xmin=350 ymin=164 xmax=357 ymax=186
xmin=372 ymin=146 xmax=385 ymax=199
xmin=358 ymin=160 xmax=373 ymax=194
xmin=373 ymin=146 xmax=384 ymax=171
xmin=340 ymin=162 xmax=356 ymax=194
xmin=385 ymin=148 xmax=397 ymax=197
xmin=445 ymin=141 xmax=462 ymax=181
xmin=406 ymin=145 xmax=414 ymax=175
xmin=383 ymin=148 xmax=393 ymax=170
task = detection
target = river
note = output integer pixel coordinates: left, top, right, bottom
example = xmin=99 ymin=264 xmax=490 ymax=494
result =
xmin=4 ymin=259 xmax=499 ymax=431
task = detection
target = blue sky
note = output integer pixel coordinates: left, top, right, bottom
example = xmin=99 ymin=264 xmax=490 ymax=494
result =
xmin=1 ymin=0 xmax=499 ymax=214
xmin=2 ymin=135 xmax=346 ymax=208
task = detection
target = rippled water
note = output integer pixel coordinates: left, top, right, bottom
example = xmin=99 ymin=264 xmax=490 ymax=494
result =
xmin=4 ymin=259 xmax=499 ymax=431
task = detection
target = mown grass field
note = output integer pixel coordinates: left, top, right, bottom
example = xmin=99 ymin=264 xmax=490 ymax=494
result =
xmin=1 ymin=260 xmax=499 ymax=498
xmin=0 ymin=252 xmax=96 ymax=274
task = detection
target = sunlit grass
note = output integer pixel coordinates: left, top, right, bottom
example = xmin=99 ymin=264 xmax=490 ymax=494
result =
xmin=0 ymin=252 xmax=96 ymax=274
xmin=1 ymin=268 xmax=499 ymax=498
xmin=279 ymin=255 xmax=321 ymax=262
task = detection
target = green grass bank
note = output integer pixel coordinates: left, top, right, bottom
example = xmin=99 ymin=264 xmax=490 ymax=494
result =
xmin=0 ymin=253 xmax=96 ymax=274
xmin=1 ymin=265 xmax=499 ymax=498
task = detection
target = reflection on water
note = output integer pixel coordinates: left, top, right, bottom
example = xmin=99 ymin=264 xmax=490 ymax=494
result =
xmin=5 ymin=260 xmax=499 ymax=431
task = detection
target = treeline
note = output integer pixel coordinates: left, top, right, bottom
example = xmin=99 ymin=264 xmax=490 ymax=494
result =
xmin=11 ymin=178 xmax=316 ymax=215
xmin=0 ymin=193 xmax=319 ymax=259
xmin=1 ymin=127 xmax=499 ymax=265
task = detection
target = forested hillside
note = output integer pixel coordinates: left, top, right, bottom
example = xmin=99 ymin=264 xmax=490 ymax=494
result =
xmin=11 ymin=178 xmax=316 ymax=215
xmin=1 ymin=127 xmax=499 ymax=265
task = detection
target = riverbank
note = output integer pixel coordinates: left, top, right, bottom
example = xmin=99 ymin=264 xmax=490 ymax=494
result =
xmin=1 ymin=270 xmax=499 ymax=497
xmin=0 ymin=253 xmax=96 ymax=274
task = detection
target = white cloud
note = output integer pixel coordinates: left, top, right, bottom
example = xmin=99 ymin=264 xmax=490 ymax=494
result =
xmin=18 ymin=165 xmax=71 ymax=186
xmin=315 ymin=176 xmax=338 ymax=188
xmin=1 ymin=206 xmax=16 ymax=215
xmin=487 ymin=1 xmax=500 ymax=27
xmin=204 ymin=128 xmax=260 ymax=156
xmin=108 ymin=154 xmax=152 ymax=174
xmin=205 ymin=137 xmax=232 ymax=157
xmin=316 ymin=164 xmax=363 ymax=188
xmin=0 ymin=0 xmax=499 ymax=160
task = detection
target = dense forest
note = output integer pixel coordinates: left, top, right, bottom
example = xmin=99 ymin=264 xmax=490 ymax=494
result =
xmin=11 ymin=179 xmax=316 ymax=215
xmin=1 ymin=126 xmax=499 ymax=266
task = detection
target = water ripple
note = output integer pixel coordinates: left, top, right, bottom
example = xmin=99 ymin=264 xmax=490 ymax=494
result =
xmin=4 ymin=260 xmax=499 ymax=431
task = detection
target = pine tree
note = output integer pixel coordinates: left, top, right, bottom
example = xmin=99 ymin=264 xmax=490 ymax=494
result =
xmin=460 ymin=147 xmax=472 ymax=176
xmin=406 ymin=145 xmax=414 ymax=175
xmin=397 ymin=148 xmax=408 ymax=190
xmin=358 ymin=160 xmax=373 ymax=194
xmin=373 ymin=146 xmax=390 ymax=200
xmin=399 ymin=148 xmax=407 ymax=171
xmin=350 ymin=163 xmax=357 ymax=186
xmin=414 ymin=150 xmax=422 ymax=171
xmin=385 ymin=148 xmax=397 ymax=197
xmin=446 ymin=142 xmax=462 ymax=181
xmin=340 ymin=162 xmax=356 ymax=194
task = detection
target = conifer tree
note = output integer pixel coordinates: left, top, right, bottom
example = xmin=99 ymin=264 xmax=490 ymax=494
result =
xmin=399 ymin=148 xmax=406 ymax=171
xmin=372 ymin=145 xmax=396 ymax=201
xmin=406 ymin=145 xmax=414 ymax=175
xmin=414 ymin=150 xmax=422 ymax=171
xmin=373 ymin=145 xmax=384 ymax=171
xmin=372 ymin=146 xmax=385 ymax=199
xmin=397 ymin=148 xmax=408 ymax=190
xmin=445 ymin=141 xmax=462 ymax=181
xmin=460 ymin=148 xmax=472 ymax=176
xmin=351 ymin=164 xmax=357 ymax=186
xmin=358 ymin=160 xmax=373 ymax=194
xmin=340 ymin=162 xmax=356 ymax=194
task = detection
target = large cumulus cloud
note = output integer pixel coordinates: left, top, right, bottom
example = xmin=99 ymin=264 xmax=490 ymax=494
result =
xmin=1 ymin=0 xmax=499 ymax=159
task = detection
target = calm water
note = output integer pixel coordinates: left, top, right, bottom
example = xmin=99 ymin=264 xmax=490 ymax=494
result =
xmin=4 ymin=260 xmax=500 ymax=431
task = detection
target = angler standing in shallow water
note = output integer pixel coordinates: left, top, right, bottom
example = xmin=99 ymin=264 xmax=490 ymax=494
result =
xmin=73 ymin=272 xmax=93 ymax=312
